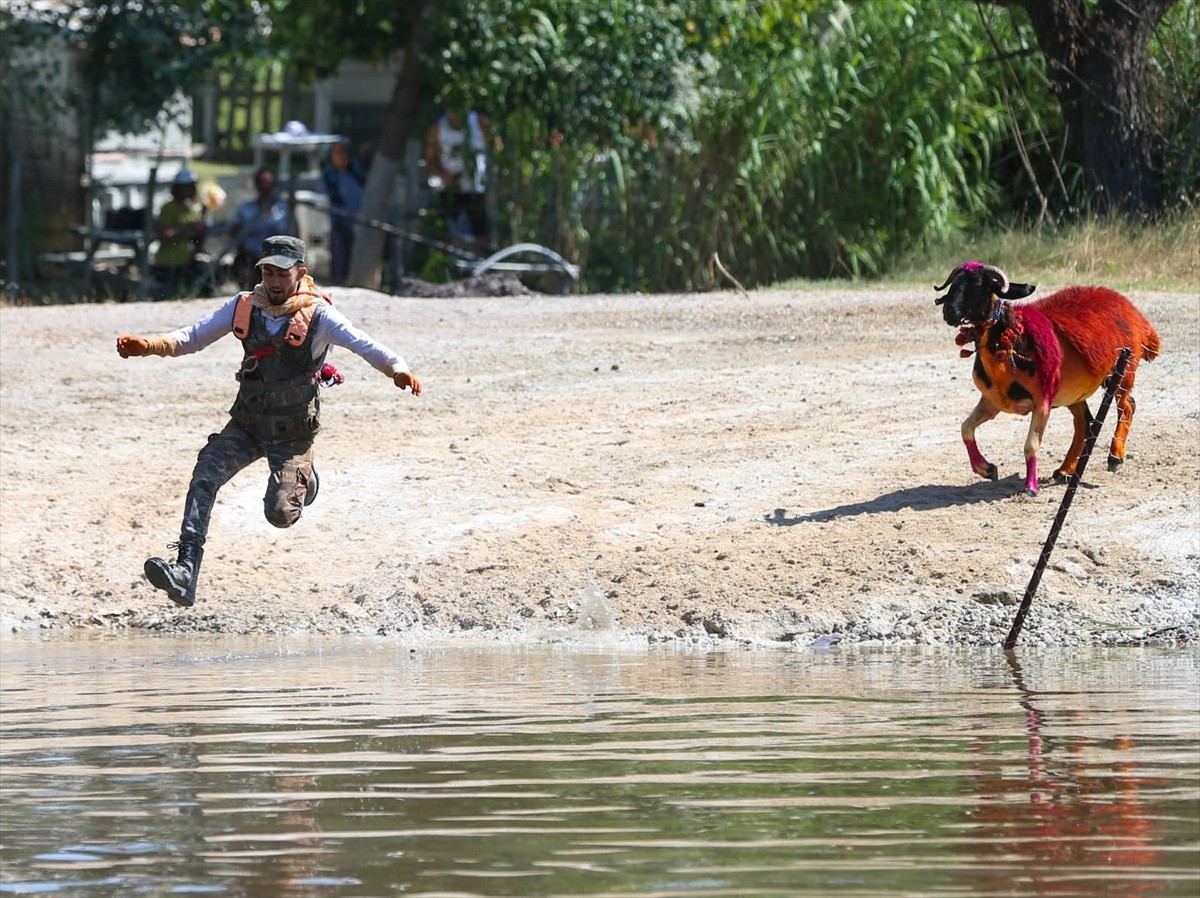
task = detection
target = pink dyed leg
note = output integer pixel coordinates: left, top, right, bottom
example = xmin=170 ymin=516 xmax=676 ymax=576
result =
xmin=1024 ymin=456 xmax=1039 ymax=495
xmin=964 ymin=439 xmax=994 ymax=479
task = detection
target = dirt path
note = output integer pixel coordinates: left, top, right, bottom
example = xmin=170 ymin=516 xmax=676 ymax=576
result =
xmin=1 ymin=285 xmax=1196 ymax=645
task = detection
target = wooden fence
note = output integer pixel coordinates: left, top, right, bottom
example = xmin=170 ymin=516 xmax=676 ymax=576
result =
xmin=195 ymin=62 xmax=314 ymax=164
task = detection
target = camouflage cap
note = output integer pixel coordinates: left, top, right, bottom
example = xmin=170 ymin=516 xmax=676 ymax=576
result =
xmin=256 ymin=235 xmax=305 ymax=269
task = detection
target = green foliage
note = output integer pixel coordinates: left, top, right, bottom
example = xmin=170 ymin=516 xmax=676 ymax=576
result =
xmin=428 ymin=0 xmax=684 ymax=146
xmin=975 ymin=0 xmax=1196 ymax=222
xmin=0 ymin=5 xmax=73 ymax=137
xmin=1147 ymin=0 xmax=1200 ymax=206
xmin=420 ymin=0 xmax=690 ymax=282
xmin=782 ymin=1 xmax=1009 ymax=277
xmin=9 ymin=0 xmax=1192 ymax=294
xmin=2 ymin=0 xmax=265 ymax=292
xmin=4 ymin=0 xmax=262 ymax=145
xmin=266 ymin=0 xmax=424 ymax=80
xmin=414 ymin=0 xmax=1192 ymax=291
xmin=887 ymin=205 xmax=1200 ymax=293
xmin=429 ymin=0 xmax=1016 ymax=289
xmin=966 ymin=3 xmax=1076 ymax=221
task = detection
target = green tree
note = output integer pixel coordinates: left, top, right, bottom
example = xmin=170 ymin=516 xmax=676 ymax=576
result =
xmin=986 ymin=0 xmax=1180 ymax=217
xmin=424 ymin=0 xmax=1193 ymax=287
xmin=266 ymin=0 xmax=436 ymax=288
xmin=1145 ymin=0 xmax=1200 ymax=206
xmin=771 ymin=1 xmax=1011 ymax=277
xmin=424 ymin=0 xmax=689 ymax=279
xmin=1 ymin=0 xmax=258 ymax=288
xmin=11 ymin=0 xmax=1191 ymax=295
xmin=3 ymin=0 xmax=259 ymax=149
xmin=427 ymin=1 xmax=1015 ymax=287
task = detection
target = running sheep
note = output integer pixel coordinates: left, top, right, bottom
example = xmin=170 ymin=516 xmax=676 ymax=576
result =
xmin=933 ymin=262 xmax=1160 ymax=496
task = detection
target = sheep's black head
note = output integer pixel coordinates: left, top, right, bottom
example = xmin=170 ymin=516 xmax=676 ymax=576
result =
xmin=934 ymin=262 xmax=1036 ymax=325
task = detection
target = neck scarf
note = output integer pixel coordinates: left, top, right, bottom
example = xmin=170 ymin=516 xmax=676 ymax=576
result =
xmin=250 ymin=274 xmax=331 ymax=317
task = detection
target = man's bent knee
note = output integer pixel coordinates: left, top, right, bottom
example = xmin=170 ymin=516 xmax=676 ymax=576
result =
xmin=264 ymin=489 xmax=303 ymax=527
xmin=265 ymin=506 xmax=302 ymax=529
xmin=264 ymin=473 xmax=307 ymax=528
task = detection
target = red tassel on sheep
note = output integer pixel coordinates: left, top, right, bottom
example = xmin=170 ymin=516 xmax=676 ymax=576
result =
xmin=934 ymin=262 xmax=1160 ymax=496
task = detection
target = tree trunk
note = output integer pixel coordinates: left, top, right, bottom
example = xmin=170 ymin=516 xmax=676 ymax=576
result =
xmin=1015 ymin=0 xmax=1175 ymax=217
xmin=347 ymin=0 xmax=433 ymax=288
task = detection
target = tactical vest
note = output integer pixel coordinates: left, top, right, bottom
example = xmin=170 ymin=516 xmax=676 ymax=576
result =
xmin=228 ymin=295 xmax=328 ymax=442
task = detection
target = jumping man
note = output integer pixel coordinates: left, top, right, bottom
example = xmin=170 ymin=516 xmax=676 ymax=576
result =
xmin=116 ymin=235 xmax=422 ymax=607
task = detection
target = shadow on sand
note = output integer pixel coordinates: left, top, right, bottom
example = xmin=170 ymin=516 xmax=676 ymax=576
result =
xmin=764 ymin=475 xmax=1091 ymax=526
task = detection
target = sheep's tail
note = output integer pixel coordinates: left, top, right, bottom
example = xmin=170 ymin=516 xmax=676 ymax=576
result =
xmin=1140 ymin=325 xmax=1161 ymax=362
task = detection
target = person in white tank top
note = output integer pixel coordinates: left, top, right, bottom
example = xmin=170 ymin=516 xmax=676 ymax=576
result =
xmin=425 ymin=110 xmax=492 ymax=248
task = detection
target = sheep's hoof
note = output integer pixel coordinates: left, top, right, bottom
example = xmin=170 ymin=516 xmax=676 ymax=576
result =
xmin=1052 ymin=470 xmax=1071 ymax=484
xmin=1107 ymin=455 xmax=1124 ymax=473
xmin=986 ymin=464 xmax=998 ymax=481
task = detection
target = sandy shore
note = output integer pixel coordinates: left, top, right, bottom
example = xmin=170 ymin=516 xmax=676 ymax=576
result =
xmin=1 ymin=284 xmax=1196 ymax=646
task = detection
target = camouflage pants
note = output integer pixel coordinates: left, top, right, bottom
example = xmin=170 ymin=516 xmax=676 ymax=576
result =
xmin=180 ymin=419 xmax=315 ymax=543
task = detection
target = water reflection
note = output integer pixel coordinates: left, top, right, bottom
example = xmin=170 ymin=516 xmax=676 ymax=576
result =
xmin=964 ymin=654 xmax=1184 ymax=898
xmin=1 ymin=638 xmax=1196 ymax=897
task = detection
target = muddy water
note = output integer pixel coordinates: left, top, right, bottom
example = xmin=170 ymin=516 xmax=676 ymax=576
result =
xmin=1 ymin=637 xmax=1197 ymax=897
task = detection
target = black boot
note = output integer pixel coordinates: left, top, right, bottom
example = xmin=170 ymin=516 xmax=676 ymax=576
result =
xmin=304 ymin=464 xmax=319 ymax=507
xmin=144 ymin=538 xmax=204 ymax=607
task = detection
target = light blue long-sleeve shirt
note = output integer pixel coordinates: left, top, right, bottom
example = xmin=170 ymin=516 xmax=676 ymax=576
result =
xmin=163 ymin=294 xmax=410 ymax=377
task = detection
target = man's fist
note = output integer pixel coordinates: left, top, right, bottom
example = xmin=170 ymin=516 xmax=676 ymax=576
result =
xmin=393 ymin=371 xmax=422 ymax=396
xmin=117 ymin=335 xmax=149 ymax=358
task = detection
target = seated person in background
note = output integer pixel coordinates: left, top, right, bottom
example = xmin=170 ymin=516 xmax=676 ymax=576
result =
xmin=320 ymin=141 xmax=366 ymax=284
xmin=228 ymin=167 xmax=291 ymax=290
xmin=152 ymin=168 xmax=209 ymax=298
